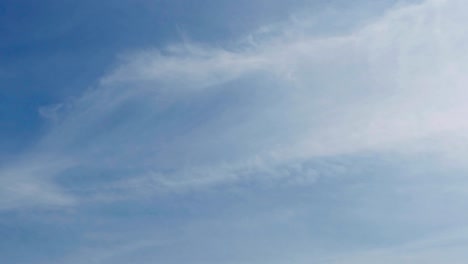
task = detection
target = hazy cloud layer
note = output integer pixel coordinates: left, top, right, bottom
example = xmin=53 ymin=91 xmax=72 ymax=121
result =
xmin=3 ymin=0 xmax=468 ymax=263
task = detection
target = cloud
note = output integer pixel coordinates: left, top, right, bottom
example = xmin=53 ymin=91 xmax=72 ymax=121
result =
xmin=0 ymin=155 xmax=75 ymax=210
xmin=326 ymin=227 xmax=468 ymax=264
xmin=2 ymin=0 xmax=468 ymax=209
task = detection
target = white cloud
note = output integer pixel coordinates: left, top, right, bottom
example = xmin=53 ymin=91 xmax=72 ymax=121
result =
xmin=2 ymin=0 xmax=468 ymax=208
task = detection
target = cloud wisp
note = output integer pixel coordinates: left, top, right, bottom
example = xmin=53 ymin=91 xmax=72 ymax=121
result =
xmin=2 ymin=0 xmax=468 ymax=209
xmin=6 ymin=1 xmax=468 ymax=263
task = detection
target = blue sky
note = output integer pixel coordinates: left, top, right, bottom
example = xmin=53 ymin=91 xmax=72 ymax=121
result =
xmin=4 ymin=0 xmax=468 ymax=263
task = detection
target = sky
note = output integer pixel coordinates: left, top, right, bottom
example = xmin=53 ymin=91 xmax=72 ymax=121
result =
xmin=3 ymin=0 xmax=468 ymax=263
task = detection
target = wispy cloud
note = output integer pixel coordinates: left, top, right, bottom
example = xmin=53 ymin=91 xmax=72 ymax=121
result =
xmin=2 ymin=0 xmax=468 ymax=211
xmin=327 ymin=227 xmax=468 ymax=264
